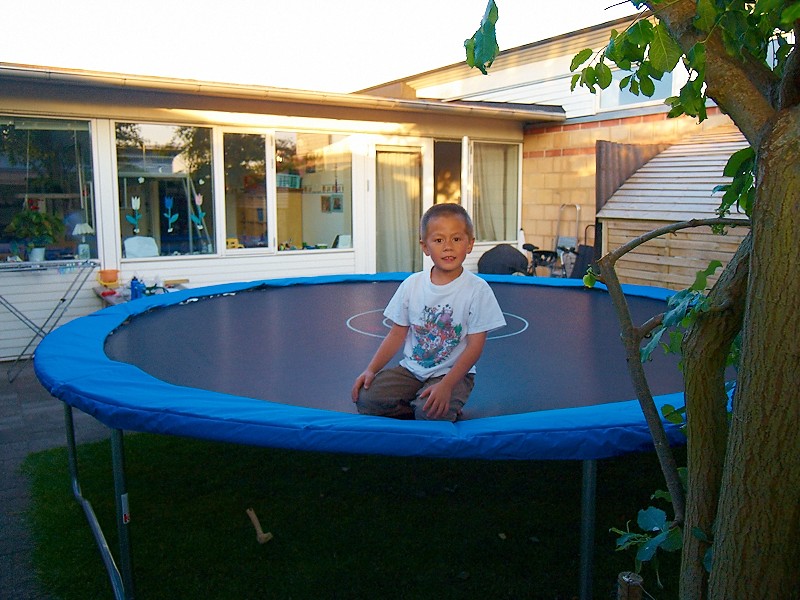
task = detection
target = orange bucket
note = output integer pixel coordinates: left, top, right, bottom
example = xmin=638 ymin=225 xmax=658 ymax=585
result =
xmin=97 ymin=269 xmax=120 ymax=287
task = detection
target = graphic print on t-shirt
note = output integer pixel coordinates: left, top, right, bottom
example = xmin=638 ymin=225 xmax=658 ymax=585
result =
xmin=411 ymin=304 xmax=462 ymax=368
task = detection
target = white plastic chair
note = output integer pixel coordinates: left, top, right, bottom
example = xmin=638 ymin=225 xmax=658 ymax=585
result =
xmin=123 ymin=236 xmax=160 ymax=258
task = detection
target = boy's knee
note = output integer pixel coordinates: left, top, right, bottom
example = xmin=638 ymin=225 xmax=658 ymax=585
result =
xmin=354 ymin=386 xmax=377 ymax=415
xmin=412 ymin=399 xmax=464 ymax=422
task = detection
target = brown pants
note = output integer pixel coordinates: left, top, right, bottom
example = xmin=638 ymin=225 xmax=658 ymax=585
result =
xmin=355 ymin=365 xmax=474 ymax=422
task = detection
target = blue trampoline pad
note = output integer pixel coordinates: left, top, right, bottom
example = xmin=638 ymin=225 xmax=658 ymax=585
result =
xmin=34 ymin=274 xmax=686 ymax=460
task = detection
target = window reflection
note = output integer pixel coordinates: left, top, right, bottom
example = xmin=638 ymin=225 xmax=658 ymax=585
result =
xmin=0 ymin=117 xmax=95 ymax=261
xmin=275 ymin=132 xmax=352 ymax=250
xmin=600 ymin=70 xmax=674 ymax=109
xmin=116 ymin=123 xmax=214 ymax=257
xmin=223 ymin=133 xmax=268 ymax=249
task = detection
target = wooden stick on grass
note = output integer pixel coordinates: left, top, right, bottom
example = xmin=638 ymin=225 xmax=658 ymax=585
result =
xmin=245 ymin=508 xmax=273 ymax=544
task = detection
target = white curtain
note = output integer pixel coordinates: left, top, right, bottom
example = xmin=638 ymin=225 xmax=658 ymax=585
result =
xmin=376 ymin=150 xmax=422 ymax=272
xmin=473 ymin=143 xmax=518 ymax=241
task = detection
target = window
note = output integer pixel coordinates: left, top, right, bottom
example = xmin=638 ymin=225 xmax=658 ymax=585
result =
xmin=600 ymin=70 xmax=674 ymax=109
xmin=434 ymin=140 xmax=461 ymax=205
xmin=472 ymin=142 xmax=519 ymax=242
xmin=0 ymin=117 xmax=95 ymax=261
xmin=275 ymin=131 xmax=351 ymax=250
xmin=223 ymin=133 xmax=268 ymax=249
xmin=116 ymin=123 xmax=214 ymax=257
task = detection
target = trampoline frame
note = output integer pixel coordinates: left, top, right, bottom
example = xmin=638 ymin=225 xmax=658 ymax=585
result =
xmin=35 ymin=274 xmax=685 ymax=600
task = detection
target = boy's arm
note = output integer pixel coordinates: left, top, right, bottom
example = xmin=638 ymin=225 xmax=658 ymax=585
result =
xmin=420 ymin=331 xmax=488 ymax=419
xmin=351 ymin=323 xmax=408 ymax=402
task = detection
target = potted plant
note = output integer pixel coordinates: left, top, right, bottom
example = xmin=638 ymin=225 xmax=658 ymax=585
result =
xmin=4 ymin=207 xmax=65 ymax=261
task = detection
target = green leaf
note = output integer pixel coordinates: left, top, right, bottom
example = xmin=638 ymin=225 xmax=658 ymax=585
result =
xmin=703 ymin=546 xmax=714 ymax=572
xmin=571 ymin=48 xmax=593 ymax=72
xmin=639 ymin=73 xmax=656 ymax=97
xmin=649 ymin=22 xmax=683 ymax=73
xmin=627 ymin=20 xmax=654 ymax=46
xmin=596 ymin=61 xmax=613 ymax=88
xmin=605 ymin=30 xmax=623 ymax=62
xmin=570 ymin=73 xmax=581 ymax=92
xmin=687 ymin=43 xmax=707 ymax=78
xmin=661 ymin=526 xmax=683 ymax=552
xmin=690 ymin=260 xmax=722 ymax=291
xmin=616 ymin=531 xmax=647 ymax=550
xmin=465 ymin=0 xmax=500 ymax=74
xmin=665 ymin=330 xmax=683 ymax=355
xmin=464 ymin=38 xmax=476 ymax=67
xmin=694 ymin=0 xmax=718 ymax=33
xmin=582 ymin=65 xmax=597 ymax=93
xmin=723 ymin=147 xmax=755 ymax=177
xmin=692 ymin=526 xmax=712 ymax=543
xmin=780 ymin=3 xmax=800 ymax=26
xmin=651 ymin=489 xmax=672 ymax=502
xmin=754 ymin=0 xmax=783 ymax=17
xmin=740 ymin=186 xmax=755 ymax=215
xmin=637 ymin=530 xmax=669 ymax=562
xmin=638 ymin=506 xmax=667 ymax=532
xmin=662 ymin=292 xmax=694 ymax=328
xmin=640 ymin=328 xmax=666 ymax=363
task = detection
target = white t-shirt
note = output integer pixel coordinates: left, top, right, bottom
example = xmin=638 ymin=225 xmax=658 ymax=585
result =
xmin=384 ymin=269 xmax=506 ymax=380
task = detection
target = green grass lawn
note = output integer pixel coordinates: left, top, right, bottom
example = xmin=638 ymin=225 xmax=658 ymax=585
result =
xmin=23 ymin=433 xmax=682 ymax=599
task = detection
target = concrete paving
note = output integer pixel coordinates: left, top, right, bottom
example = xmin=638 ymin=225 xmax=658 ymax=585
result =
xmin=1 ymin=360 xmax=108 ymax=599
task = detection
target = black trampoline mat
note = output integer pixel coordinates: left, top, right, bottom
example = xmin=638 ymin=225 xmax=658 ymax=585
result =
xmin=104 ymin=281 xmax=684 ymax=419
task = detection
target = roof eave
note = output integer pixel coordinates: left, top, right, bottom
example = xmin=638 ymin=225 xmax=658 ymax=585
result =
xmin=0 ymin=63 xmax=566 ymax=124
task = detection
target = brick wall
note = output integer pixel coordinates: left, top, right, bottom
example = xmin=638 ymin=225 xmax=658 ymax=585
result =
xmin=521 ymin=107 xmax=731 ymax=255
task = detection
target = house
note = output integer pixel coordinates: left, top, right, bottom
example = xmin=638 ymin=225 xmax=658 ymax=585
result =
xmin=0 ymin=63 xmax=561 ymax=361
xmin=363 ymin=13 xmax=748 ymax=289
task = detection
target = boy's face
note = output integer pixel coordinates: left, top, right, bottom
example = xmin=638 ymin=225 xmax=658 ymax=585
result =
xmin=420 ymin=214 xmax=475 ymax=281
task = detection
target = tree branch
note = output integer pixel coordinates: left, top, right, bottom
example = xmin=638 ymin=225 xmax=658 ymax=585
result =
xmin=595 ymin=253 xmax=686 ymax=523
xmin=594 ymin=217 xmax=752 ymax=529
xmin=778 ymin=23 xmax=800 ymax=109
xmin=646 ymin=0 xmax=777 ymax=145
xmin=604 ymin=218 xmax=748 ymax=266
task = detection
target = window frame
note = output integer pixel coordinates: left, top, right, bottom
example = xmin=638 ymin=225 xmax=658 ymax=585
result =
xmin=217 ymin=127 xmax=275 ymax=254
xmin=466 ymin=138 xmax=522 ymax=244
xmin=114 ymin=120 xmax=216 ymax=260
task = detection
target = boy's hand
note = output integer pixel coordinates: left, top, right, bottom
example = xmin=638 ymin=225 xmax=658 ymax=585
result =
xmin=420 ymin=381 xmax=453 ymax=419
xmin=351 ymin=370 xmax=376 ymax=402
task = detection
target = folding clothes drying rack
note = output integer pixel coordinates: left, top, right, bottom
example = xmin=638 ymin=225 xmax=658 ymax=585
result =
xmin=1 ymin=259 xmax=97 ymax=381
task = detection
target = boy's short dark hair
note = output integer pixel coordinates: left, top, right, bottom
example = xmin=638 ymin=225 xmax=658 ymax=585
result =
xmin=419 ymin=203 xmax=475 ymax=239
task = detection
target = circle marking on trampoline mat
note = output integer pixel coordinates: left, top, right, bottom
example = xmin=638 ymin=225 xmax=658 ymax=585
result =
xmin=346 ymin=310 xmax=528 ymax=340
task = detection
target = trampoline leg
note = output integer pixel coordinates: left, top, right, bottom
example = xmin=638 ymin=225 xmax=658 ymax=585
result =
xmin=64 ymin=405 xmax=129 ymax=600
xmin=579 ymin=459 xmax=597 ymax=600
xmin=111 ymin=429 xmax=136 ymax=599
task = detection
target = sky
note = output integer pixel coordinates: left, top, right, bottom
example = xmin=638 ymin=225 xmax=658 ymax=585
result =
xmin=1 ymin=1 xmax=638 ymax=93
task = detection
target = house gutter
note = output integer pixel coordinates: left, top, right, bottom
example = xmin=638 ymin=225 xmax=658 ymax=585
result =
xmin=0 ymin=63 xmax=566 ymax=124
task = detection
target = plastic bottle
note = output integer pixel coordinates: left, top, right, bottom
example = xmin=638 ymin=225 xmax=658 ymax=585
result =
xmin=130 ymin=276 xmax=144 ymax=300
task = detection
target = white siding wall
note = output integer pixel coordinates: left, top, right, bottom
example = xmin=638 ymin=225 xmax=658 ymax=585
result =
xmin=1 ymin=266 xmax=99 ymax=362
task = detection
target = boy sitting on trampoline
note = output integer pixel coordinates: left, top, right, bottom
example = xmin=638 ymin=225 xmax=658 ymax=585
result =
xmin=351 ymin=203 xmax=506 ymax=421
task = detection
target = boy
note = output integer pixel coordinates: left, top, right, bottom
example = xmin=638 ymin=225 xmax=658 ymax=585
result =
xmin=351 ymin=203 xmax=506 ymax=421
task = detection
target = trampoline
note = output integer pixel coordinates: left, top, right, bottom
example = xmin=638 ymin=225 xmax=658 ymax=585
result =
xmin=34 ymin=273 xmax=686 ymax=600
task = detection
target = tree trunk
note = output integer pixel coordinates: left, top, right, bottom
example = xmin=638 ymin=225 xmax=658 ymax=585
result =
xmin=708 ymin=110 xmax=800 ymax=599
xmin=679 ymin=233 xmax=751 ymax=599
